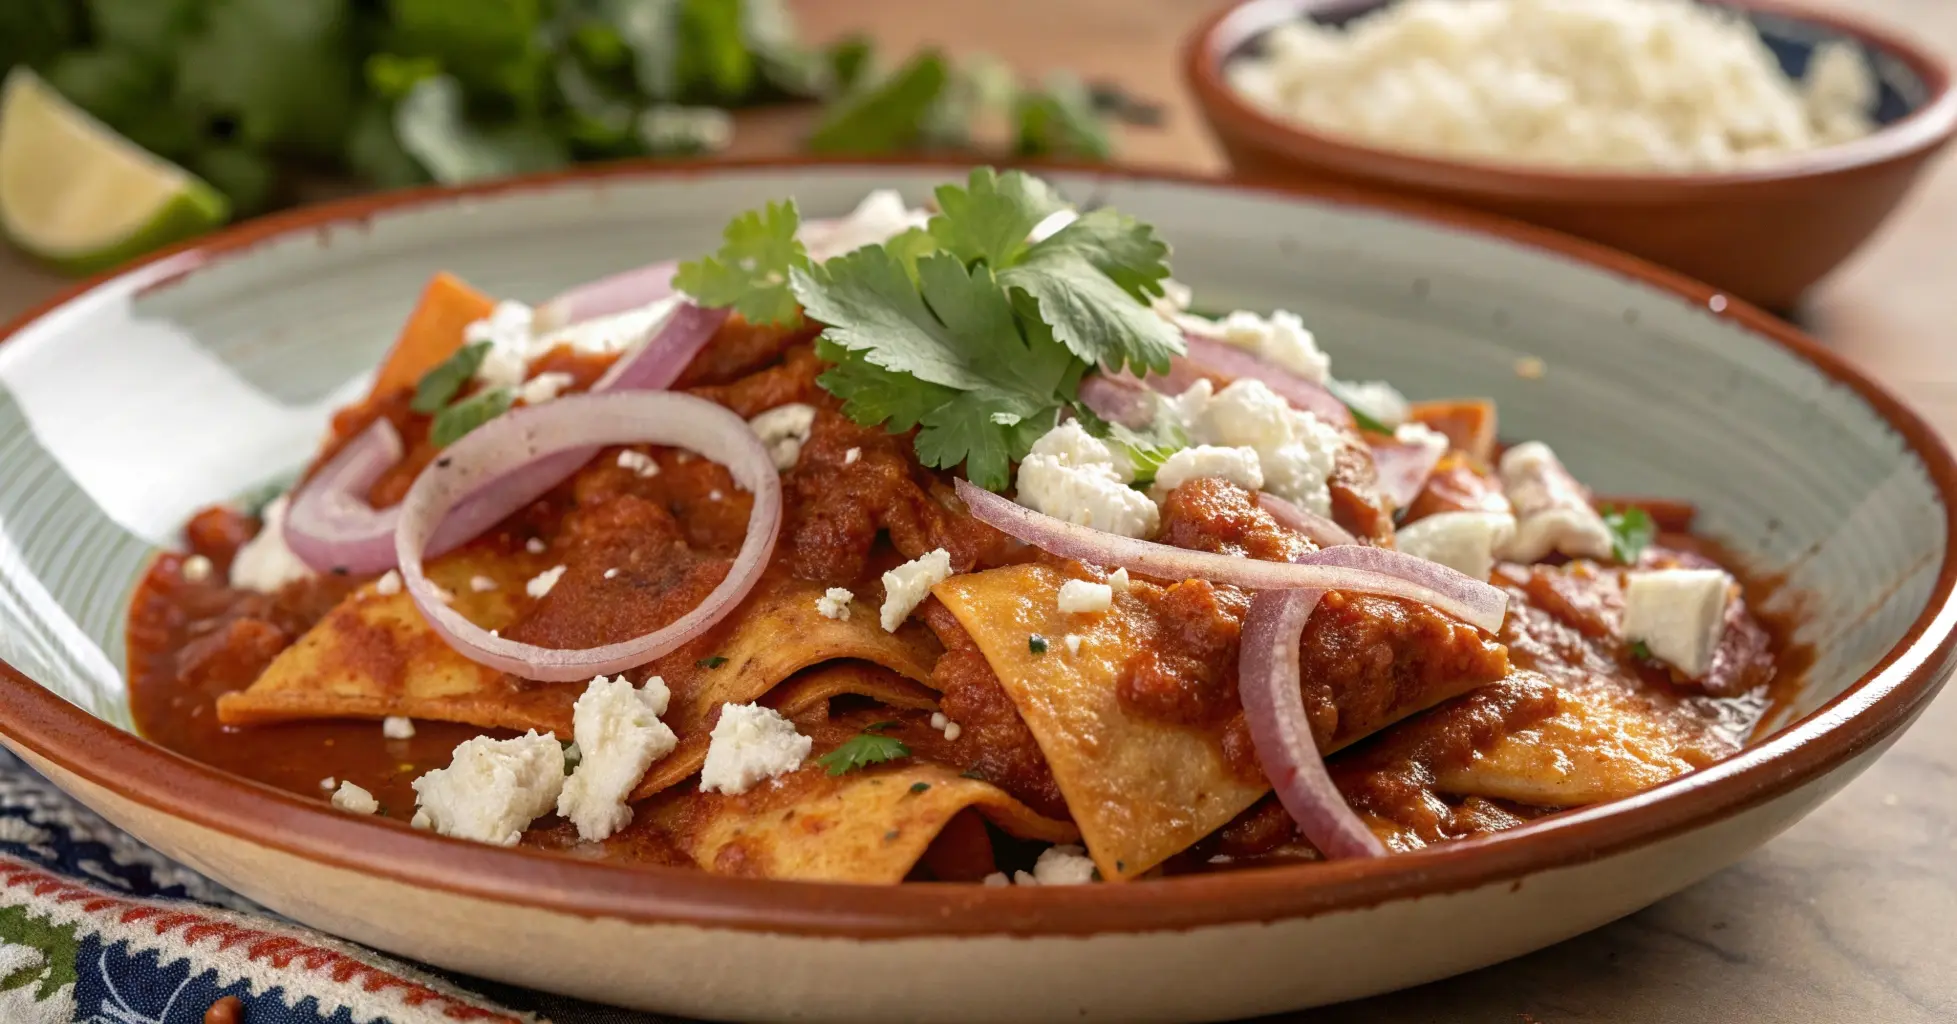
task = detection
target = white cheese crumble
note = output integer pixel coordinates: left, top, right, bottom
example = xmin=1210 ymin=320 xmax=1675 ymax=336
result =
xmin=330 ymin=781 xmax=379 ymax=816
xmin=410 ymin=730 xmax=565 ymax=846
xmin=616 ymin=449 xmax=659 ymax=478
xmin=382 ymin=716 xmax=416 ymax=740
xmin=931 ymin=712 xmax=949 ymax=730
xmin=1622 ymin=568 xmax=1732 ymax=678
xmin=1057 ymin=579 xmax=1114 ymax=615
xmin=604 ymin=568 xmax=619 ymax=580
xmin=466 ymin=300 xmax=537 ymax=391
xmin=525 ymin=537 xmax=548 ymax=555
xmin=516 ymin=371 xmax=576 ymax=406
xmin=708 ymin=489 xmax=724 ymax=502
xmin=699 ymin=703 xmax=812 ymax=795
xmin=229 ymin=495 xmax=315 ymax=593
xmin=1227 ymin=0 xmax=1879 ymax=171
xmin=1342 ymin=381 xmax=1412 ymax=430
xmin=374 ymin=569 xmax=402 ymax=596
xmin=472 ymin=298 xmax=681 ymax=390
xmin=982 ymin=871 xmax=1011 ymax=887
xmin=1395 ymin=511 xmax=1519 ymax=582
xmin=1014 ymin=421 xmax=1160 ymax=539
xmin=468 ymin=575 xmax=497 ymax=593
xmin=1174 ymin=379 xmax=1347 ymax=516
xmin=1498 ymin=441 xmax=1614 ymax=562
xmin=880 ymin=548 xmax=954 ymax=632
xmin=1015 ymin=844 xmax=1099 ymax=885
xmin=1394 ymin=421 xmax=1451 ymax=461
xmin=526 ymin=564 xmax=567 ymax=599
xmin=1152 ymin=444 xmax=1264 ymax=494
xmin=749 ymin=403 xmax=819 ymax=471
xmin=318 ymin=776 xmax=336 ymax=791
xmin=843 ymin=446 xmax=862 ymax=465
xmin=558 ymin=675 xmax=679 ymax=842
xmin=1064 ymin=634 xmax=1083 ymax=655
xmin=816 ymin=587 xmax=854 ymax=621
xmin=943 ymin=721 xmax=962 ymax=741
xmin=1185 ymin=309 xmax=1331 ymax=383
xmin=181 ymin=554 xmax=213 ymax=583
xmin=1108 ymin=568 xmax=1130 ymax=593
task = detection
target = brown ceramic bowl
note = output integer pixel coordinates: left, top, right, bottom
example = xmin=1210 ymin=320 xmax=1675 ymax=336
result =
xmin=1185 ymin=0 xmax=1957 ymax=309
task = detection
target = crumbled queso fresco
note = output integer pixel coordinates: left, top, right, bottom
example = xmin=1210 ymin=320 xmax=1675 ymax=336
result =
xmin=1227 ymin=0 xmax=1879 ymax=171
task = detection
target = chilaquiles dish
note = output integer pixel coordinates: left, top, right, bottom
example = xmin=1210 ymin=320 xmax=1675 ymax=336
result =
xmin=128 ymin=170 xmax=1799 ymax=885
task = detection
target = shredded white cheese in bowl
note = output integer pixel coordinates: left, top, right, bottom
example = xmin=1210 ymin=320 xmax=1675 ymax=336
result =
xmin=1226 ymin=0 xmax=1880 ymax=172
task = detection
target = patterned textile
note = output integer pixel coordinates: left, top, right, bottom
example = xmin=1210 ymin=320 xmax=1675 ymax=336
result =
xmin=0 ymin=748 xmax=678 ymax=1024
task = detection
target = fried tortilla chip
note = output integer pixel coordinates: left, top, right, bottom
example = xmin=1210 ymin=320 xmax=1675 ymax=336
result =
xmin=629 ymin=660 xmax=940 ymax=800
xmin=646 ymin=712 xmax=1076 ymax=883
xmin=1432 ymin=679 xmax=1725 ymax=806
xmin=215 ymin=547 xmax=575 ymax=731
xmin=934 ymin=564 xmax=1269 ymax=882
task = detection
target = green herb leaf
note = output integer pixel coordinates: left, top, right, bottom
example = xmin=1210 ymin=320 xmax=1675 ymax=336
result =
xmin=696 ymin=655 xmax=729 ymax=669
xmin=430 ymin=387 xmax=513 ymax=448
xmin=806 ymin=50 xmax=948 ymax=154
xmin=817 ymin=732 xmax=911 ymax=776
xmin=1630 ymin=639 xmax=1654 ymax=661
xmin=394 ymin=74 xmax=569 ymax=185
xmin=1602 ymin=506 xmax=1656 ymax=565
xmin=1013 ymin=72 xmax=1113 ymax=161
xmin=1028 ymin=634 xmax=1048 ymax=654
xmin=862 ymin=720 xmax=898 ymax=732
xmin=927 ymin=167 xmax=1066 ymax=270
xmin=908 ymin=781 xmax=930 ymax=795
xmin=412 ymin=340 xmax=492 ymax=413
xmin=173 ymin=0 xmax=357 ymax=159
xmin=826 ymin=35 xmax=874 ymax=93
xmin=672 ymin=199 xmax=807 ymax=326
xmin=1325 ymin=380 xmax=1394 ymax=436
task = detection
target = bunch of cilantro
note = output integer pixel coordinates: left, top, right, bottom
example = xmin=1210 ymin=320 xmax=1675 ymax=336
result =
xmin=674 ymin=168 xmax=1187 ymax=490
xmin=7 ymin=0 xmax=826 ymax=217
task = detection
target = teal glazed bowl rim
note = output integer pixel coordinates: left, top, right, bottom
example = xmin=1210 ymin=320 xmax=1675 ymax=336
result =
xmin=0 ymin=157 xmax=1953 ymax=941
xmin=1185 ymin=0 xmax=1957 ymax=201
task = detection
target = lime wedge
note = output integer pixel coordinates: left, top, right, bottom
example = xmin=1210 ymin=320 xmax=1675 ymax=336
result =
xmin=0 ymin=68 xmax=229 ymax=275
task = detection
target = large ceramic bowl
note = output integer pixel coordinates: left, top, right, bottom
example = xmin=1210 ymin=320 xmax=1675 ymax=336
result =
xmin=0 ymin=162 xmax=1951 ymax=1023
xmin=1185 ymin=0 xmax=1957 ymax=310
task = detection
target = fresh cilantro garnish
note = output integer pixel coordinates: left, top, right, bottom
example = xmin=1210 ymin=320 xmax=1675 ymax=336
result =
xmin=412 ymin=340 xmax=492 ymax=414
xmin=807 ymin=51 xmax=950 ymax=154
xmin=1028 ymin=634 xmax=1048 ymax=654
xmin=959 ymin=768 xmax=987 ymax=780
xmin=1602 ymin=506 xmax=1656 ymax=564
xmin=1325 ymin=380 xmax=1394 ymax=436
xmin=696 ymin=655 xmax=729 ymax=669
xmin=429 ymin=387 xmax=513 ymax=448
xmin=817 ymin=732 xmax=911 ymax=776
xmin=862 ymin=720 xmax=898 ymax=732
xmin=1076 ymin=396 xmax=1189 ymax=487
xmin=1630 ymin=639 xmax=1654 ymax=661
xmin=1013 ymin=73 xmax=1112 ymax=160
xmin=790 ymin=168 xmax=1180 ymax=489
xmin=908 ymin=781 xmax=930 ymax=795
xmin=672 ymin=199 xmax=808 ymax=326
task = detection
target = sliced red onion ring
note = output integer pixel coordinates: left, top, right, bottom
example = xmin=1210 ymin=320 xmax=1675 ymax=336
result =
xmin=284 ymin=303 xmax=731 ymax=575
xmin=1256 ymin=493 xmax=1357 ymax=549
xmin=956 ymin=479 xmax=1506 ymax=633
xmin=531 ymin=259 xmax=677 ymax=333
xmin=1168 ymin=335 xmax=1355 ymax=429
xmin=397 ymin=391 xmax=781 ymax=681
xmin=1370 ymin=438 xmax=1447 ymax=510
xmin=283 ymin=420 xmax=405 ymax=574
xmin=1240 ymin=586 xmax=1386 ymax=860
xmin=1077 ymin=373 xmax=1157 ymax=430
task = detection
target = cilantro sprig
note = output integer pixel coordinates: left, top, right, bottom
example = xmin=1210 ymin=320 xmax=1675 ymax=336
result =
xmin=1601 ymin=506 xmax=1656 ymax=564
xmin=775 ymin=168 xmax=1181 ymax=489
xmin=430 ymin=387 xmax=513 ymax=448
xmin=672 ymin=199 xmax=809 ymax=326
xmin=817 ymin=731 xmax=911 ymax=776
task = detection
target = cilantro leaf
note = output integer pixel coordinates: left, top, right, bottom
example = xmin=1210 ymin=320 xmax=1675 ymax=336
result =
xmin=806 ymin=50 xmax=949 ymax=154
xmin=1031 ymin=207 xmax=1171 ymax=304
xmin=430 ymin=387 xmax=513 ymax=448
xmin=1014 ymin=72 xmax=1113 ymax=161
xmin=1629 ymin=639 xmax=1654 ymax=661
xmin=817 ymin=732 xmax=911 ymax=776
xmin=814 ymin=340 xmax=959 ymax=433
xmin=1602 ymin=506 xmax=1656 ymax=564
xmin=672 ymin=199 xmax=806 ymax=326
xmin=927 ymin=168 xmax=1067 ymax=270
xmin=412 ymin=340 xmax=492 ymax=413
xmin=394 ymin=75 xmax=568 ymax=185
xmin=999 ymin=248 xmax=1182 ymax=375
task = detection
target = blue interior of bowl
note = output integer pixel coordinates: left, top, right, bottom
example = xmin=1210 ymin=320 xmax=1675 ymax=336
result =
xmin=1222 ymin=0 xmax=1931 ymax=126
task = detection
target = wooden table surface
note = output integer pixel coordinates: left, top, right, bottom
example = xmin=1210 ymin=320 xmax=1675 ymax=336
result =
xmin=2 ymin=2 xmax=1953 ymax=1020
